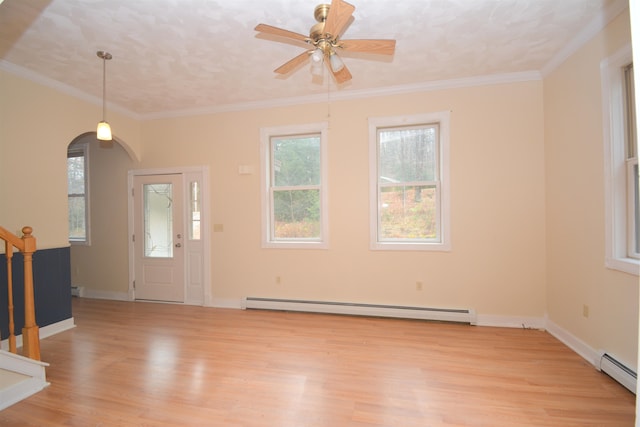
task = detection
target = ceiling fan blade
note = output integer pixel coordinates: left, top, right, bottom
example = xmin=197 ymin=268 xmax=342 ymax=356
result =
xmin=274 ymin=51 xmax=311 ymax=75
xmin=339 ymin=39 xmax=396 ymax=55
xmin=255 ymin=23 xmax=309 ymax=43
xmin=327 ymin=61 xmax=352 ymax=84
xmin=323 ymin=0 xmax=355 ymax=39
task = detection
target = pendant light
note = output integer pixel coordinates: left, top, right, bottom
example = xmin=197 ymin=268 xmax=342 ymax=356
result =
xmin=96 ymin=51 xmax=113 ymax=141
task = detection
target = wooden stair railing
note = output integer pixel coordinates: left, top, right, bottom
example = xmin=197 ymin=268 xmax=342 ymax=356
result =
xmin=0 ymin=226 xmax=41 ymax=361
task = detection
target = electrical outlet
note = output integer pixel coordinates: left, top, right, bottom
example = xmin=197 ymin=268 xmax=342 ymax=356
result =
xmin=416 ymin=281 xmax=423 ymax=291
xmin=583 ymin=304 xmax=589 ymax=318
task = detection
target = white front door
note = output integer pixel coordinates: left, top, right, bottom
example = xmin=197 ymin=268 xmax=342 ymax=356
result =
xmin=133 ymin=174 xmax=185 ymax=302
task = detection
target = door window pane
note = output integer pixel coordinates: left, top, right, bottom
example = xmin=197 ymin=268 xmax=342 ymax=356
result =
xmin=144 ymin=183 xmax=173 ymax=258
xmin=190 ymin=181 xmax=201 ymax=240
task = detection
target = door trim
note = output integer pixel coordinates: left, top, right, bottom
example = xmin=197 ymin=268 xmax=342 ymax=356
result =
xmin=127 ymin=166 xmax=211 ymax=306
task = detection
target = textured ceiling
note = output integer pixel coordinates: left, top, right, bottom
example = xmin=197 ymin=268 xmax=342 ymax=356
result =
xmin=0 ymin=0 xmax=625 ymax=119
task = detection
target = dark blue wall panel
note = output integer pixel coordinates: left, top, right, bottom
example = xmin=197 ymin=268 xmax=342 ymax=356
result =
xmin=0 ymin=246 xmax=72 ymax=338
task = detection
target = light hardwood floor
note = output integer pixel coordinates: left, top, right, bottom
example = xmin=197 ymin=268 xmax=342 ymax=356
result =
xmin=0 ymin=298 xmax=635 ymax=426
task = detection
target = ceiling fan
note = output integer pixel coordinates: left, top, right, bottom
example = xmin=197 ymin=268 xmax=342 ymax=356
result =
xmin=254 ymin=0 xmax=396 ymax=84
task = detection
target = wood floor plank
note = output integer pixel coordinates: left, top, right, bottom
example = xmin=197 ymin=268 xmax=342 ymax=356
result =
xmin=0 ymin=298 xmax=635 ymax=426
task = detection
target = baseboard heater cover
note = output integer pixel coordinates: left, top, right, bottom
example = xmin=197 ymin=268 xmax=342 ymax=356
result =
xmin=599 ymin=352 xmax=637 ymax=394
xmin=244 ymin=297 xmax=477 ymax=325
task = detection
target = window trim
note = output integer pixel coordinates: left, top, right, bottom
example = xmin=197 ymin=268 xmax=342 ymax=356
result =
xmin=368 ymin=111 xmax=451 ymax=251
xmin=601 ymin=44 xmax=639 ymax=275
xmin=260 ymin=122 xmax=329 ymax=249
xmin=67 ymin=142 xmax=91 ymax=245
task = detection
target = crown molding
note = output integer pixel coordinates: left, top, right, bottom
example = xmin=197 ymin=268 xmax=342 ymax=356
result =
xmin=541 ymin=0 xmax=629 ymax=77
xmin=0 ymin=59 xmax=142 ymax=120
xmin=141 ymin=71 xmax=542 ymax=120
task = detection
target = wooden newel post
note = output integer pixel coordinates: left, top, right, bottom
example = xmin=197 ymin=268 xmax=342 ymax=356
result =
xmin=20 ymin=226 xmax=40 ymax=361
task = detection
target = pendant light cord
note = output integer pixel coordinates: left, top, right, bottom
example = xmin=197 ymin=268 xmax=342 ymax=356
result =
xmin=102 ymin=56 xmax=107 ymax=121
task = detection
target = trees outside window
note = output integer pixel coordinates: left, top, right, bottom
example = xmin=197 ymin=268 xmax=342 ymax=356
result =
xmin=260 ymin=123 xmax=328 ymax=249
xmin=369 ymin=112 xmax=450 ymax=251
xmin=68 ymin=143 xmax=90 ymax=244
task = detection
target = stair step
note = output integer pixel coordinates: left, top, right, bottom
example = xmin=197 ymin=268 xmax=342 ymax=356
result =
xmin=0 ymin=351 xmax=49 ymax=410
xmin=0 ymin=368 xmax=31 ymax=388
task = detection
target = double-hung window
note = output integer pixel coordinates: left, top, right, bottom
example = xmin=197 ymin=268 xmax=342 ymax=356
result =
xmin=369 ymin=112 xmax=450 ymax=251
xmin=623 ymin=63 xmax=639 ymax=260
xmin=260 ymin=123 xmax=328 ymax=248
xmin=67 ymin=142 xmax=90 ymax=244
xmin=602 ymin=44 xmax=639 ymax=275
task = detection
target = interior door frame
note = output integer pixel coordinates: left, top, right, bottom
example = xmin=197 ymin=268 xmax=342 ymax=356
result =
xmin=127 ymin=166 xmax=211 ymax=306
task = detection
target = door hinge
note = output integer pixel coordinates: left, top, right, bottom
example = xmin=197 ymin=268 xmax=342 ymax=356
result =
xmin=131 ymin=188 xmax=135 ymax=197
xmin=133 ymin=280 xmax=136 ymax=289
xmin=132 ymin=234 xmax=135 ymax=242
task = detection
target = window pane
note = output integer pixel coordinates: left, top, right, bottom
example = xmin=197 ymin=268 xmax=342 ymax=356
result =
xmin=624 ymin=64 xmax=636 ymax=159
xmin=68 ymin=149 xmax=87 ymax=242
xmin=379 ymin=127 xmax=436 ymax=183
xmin=68 ymin=196 xmax=86 ymax=240
xmin=273 ymin=135 xmax=320 ymax=186
xmin=379 ymin=185 xmax=437 ymax=240
xmin=144 ymin=183 xmax=173 ymax=258
xmin=190 ymin=181 xmax=201 ymax=240
xmin=634 ymin=163 xmax=640 ymax=255
xmin=273 ymin=189 xmax=320 ymax=239
xmin=67 ymin=156 xmax=85 ymax=194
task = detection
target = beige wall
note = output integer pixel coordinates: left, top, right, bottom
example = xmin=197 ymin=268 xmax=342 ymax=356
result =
xmin=544 ymin=9 xmax=638 ymax=368
xmin=1 ymin=6 xmax=635 ymax=375
xmin=0 ymin=69 xmax=141 ymax=249
xmin=140 ymin=81 xmax=547 ymax=317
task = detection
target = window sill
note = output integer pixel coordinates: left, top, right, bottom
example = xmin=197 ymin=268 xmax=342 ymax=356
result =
xmin=262 ymin=241 xmax=328 ymax=250
xmin=606 ymin=257 xmax=640 ymax=276
xmin=370 ymin=241 xmax=451 ymax=252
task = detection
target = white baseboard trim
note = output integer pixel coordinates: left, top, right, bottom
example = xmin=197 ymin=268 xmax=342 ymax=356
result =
xmin=80 ymin=289 xmax=131 ymax=301
xmin=244 ymin=298 xmax=477 ymax=324
xmin=475 ymin=314 xmax=546 ymax=329
xmin=40 ymin=317 xmax=76 ymax=340
xmin=0 ymin=317 xmax=76 ymax=351
xmin=545 ymin=317 xmax=600 ymax=368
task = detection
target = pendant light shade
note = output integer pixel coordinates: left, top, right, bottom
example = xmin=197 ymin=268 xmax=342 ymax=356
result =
xmin=96 ymin=121 xmax=112 ymax=140
xmin=96 ymin=51 xmax=113 ymax=141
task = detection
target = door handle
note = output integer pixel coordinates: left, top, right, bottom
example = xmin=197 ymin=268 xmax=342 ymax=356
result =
xmin=175 ymin=243 xmax=182 ymax=248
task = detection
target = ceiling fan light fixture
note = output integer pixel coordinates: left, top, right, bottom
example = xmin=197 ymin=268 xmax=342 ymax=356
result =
xmin=311 ymin=47 xmax=324 ymax=63
xmin=329 ymin=51 xmax=344 ymax=72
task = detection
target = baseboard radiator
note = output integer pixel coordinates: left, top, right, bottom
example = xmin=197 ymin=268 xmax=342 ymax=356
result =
xmin=244 ymin=297 xmax=477 ymax=325
xmin=598 ymin=352 xmax=637 ymax=393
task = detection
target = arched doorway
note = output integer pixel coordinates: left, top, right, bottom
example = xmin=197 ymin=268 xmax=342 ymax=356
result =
xmin=67 ymin=133 xmax=137 ymax=300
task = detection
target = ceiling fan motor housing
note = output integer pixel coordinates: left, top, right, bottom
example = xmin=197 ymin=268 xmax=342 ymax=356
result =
xmin=314 ymin=4 xmax=330 ymax=23
xmin=310 ymin=4 xmax=330 ymax=41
